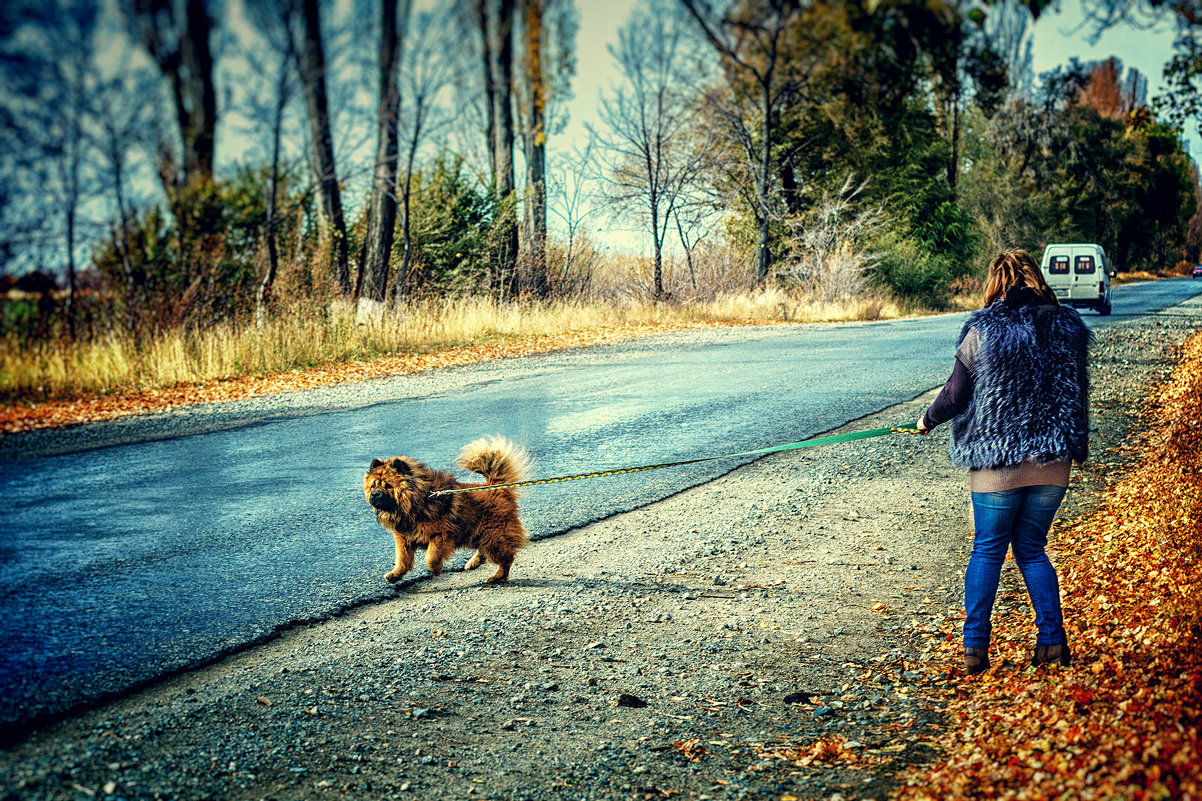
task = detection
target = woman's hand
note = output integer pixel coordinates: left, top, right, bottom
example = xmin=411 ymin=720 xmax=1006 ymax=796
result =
xmin=916 ymin=417 xmax=930 ymax=435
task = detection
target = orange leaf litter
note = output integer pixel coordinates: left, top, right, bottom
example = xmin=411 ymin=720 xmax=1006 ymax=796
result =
xmin=896 ymin=332 xmax=1202 ymax=801
xmin=0 ymin=320 xmax=737 ymax=436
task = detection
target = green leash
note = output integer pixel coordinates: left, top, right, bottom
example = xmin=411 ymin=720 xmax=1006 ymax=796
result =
xmin=429 ymin=426 xmax=922 ymax=497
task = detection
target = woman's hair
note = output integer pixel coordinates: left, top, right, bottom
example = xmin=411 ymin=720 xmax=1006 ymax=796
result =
xmin=981 ymin=249 xmax=1056 ymax=306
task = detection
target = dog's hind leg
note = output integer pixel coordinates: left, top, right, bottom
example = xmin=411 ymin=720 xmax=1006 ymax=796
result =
xmin=426 ymin=537 xmax=457 ymax=576
xmin=484 ymin=550 xmax=514 ymax=584
xmin=465 ymin=549 xmax=485 ymax=570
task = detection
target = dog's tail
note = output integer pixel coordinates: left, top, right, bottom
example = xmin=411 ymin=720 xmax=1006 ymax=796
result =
xmin=457 ymin=436 xmax=534 ymax=486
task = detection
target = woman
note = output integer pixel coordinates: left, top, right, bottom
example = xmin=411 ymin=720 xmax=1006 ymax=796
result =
xmin=916 ymin=249 xmax=1091 ymax=675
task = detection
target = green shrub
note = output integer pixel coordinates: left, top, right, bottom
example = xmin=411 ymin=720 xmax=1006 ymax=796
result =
xmin=402 ymin=155 xmax=496 ymax=295
xmin=871 ymin=232 xmax=954 ymax=307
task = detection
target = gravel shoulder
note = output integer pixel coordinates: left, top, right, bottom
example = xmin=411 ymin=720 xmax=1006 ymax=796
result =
xmin=2 ymin=301 xmax=1198 ymax=801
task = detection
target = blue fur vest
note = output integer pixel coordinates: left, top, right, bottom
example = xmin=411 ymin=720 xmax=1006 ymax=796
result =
xmin=949 ymin=286 xmax=1092 ymax=470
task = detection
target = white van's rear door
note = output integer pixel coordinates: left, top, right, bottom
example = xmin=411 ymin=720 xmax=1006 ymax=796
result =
xmin=1046 ymin=253 xmax=1072 ymax=299
xmin=1072 ymin=251 xmax=1099 ymax=301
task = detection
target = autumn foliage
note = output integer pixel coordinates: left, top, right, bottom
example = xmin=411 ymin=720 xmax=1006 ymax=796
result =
xmin=898 ymin=333 xmax=1202 ymax=800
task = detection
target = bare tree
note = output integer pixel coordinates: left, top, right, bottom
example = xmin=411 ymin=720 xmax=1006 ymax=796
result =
xmin=596 ymin=0 xmax=714 ymax=300
xmin=50 ymin=3 xmax=98 ymax=340
xmin=489 ymin=0 xmax=519 ymax=297
xmin=547 ymin=137 xmax=606 ymax=292
xmin=359 ymin=0 xmax=413 ymax=313
xmin=516 ymin=0 xmax=576 ymax=298
xmin=680 ymin=0 xmax=811 ymax=285
xmin=782 ymin=175 xmax=885 ymax=302
xmin=391 ymin=7 xmax=455 ymax=303
xmin=128 ymin=0 xmax=217 ymax=188
xmin=473 ymin=0 xmax=499 ymax=179
xmin=0 ymin=1 xmax=101 ymax=339
xmin=239 ymin=0 xmax=304 ymax=327
xmin=520 ymin=0 xmax=548 ymax=297
xmin=671 ymin=192 xmax=722 ymax=295
xmin=252 ymin=51 xmax=292 ymax=328
xmin=290 ymin=0 xmax=352 ymax=296
xmin=94 ymin=68 xmax=156 ymax=334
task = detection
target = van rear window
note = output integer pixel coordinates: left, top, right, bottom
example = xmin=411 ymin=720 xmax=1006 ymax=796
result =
xmin=1048 ymin=256 xmax=1070 ymax=274
xmin=1075 ymin=256 xmax=1096 ymax=274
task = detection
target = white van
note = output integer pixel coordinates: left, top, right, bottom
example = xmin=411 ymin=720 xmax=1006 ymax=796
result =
xmin=1039 ymin=243 xmax=1113 ymax=315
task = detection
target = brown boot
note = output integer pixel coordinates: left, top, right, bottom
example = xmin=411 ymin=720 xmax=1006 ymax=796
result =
xmin=963 ymin=647 xmax=990 ymax=675
xmin=1032 ymin=643 xmax=1071 ymax=667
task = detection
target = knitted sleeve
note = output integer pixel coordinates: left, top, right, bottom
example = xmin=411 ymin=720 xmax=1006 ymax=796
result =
xmin=922 ymin=329 xmax=979 ymax=430
xmin=922 ymin=358 xmax=974 ymax=429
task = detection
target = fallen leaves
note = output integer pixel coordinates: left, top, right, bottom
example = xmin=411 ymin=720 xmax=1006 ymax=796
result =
xmin=896 ymin=331 xmax=1202 ymax=800
xmin=671 ymin=739 xmax=709 ymax=762
xmin=757 ymin=735 xmax=877 ymax=768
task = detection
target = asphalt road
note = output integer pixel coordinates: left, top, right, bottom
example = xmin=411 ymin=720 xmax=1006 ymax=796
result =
xmin=2 ymin=278 xmax=1200 ymax=737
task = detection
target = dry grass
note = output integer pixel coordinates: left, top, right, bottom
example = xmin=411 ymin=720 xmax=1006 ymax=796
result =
xmin=1 ymin=289 xmax=938 ymax=403
xmin=1115 ymin=262 xmax=1196 ymax=283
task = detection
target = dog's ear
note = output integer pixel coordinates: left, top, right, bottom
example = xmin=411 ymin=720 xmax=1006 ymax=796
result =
xmin=389 ymin=458 xmax=410 ymax=474
xmin=370 ymin=458 xmax=384 ymax=469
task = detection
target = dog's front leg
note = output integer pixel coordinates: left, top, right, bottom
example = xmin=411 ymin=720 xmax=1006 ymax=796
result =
xmin=425 ymin=536 xmax=457 ymax=576
xmin=385 ymin=532 xmax=414 ymax=583
xmin=464 ymin=549 xmax=485 ymax=570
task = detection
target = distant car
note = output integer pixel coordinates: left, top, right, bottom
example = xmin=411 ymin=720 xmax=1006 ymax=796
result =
xmin=1039 ymin=243 xmax=1113 ymax=315
xmin=1194 ymin=264 xmax=1202 ymax=278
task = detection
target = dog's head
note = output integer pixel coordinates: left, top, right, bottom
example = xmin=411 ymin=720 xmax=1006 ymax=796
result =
xmin=363 ymin=456 xmax=425 ymax=515
xmin=363 ymin=456 xmax=453 ymax=522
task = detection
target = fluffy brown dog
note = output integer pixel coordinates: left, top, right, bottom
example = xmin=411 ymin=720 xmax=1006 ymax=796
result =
xmin=363 ymin=436 xmax=533 ymax=584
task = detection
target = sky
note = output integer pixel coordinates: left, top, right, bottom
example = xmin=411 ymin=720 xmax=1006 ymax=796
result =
xmin=1028 ymin=1 xmax=1175 ymax=81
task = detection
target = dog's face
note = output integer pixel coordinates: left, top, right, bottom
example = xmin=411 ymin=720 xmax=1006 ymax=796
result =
xmin=363 ymin=456 xmax=425 ymax=515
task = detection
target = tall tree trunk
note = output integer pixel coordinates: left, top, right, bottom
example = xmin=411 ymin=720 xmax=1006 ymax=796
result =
xmin=65 ymin=204 xmax=77 ymax=341
xmin=179 ymin=0 xmax=215 ymax=183
xmin=646 ymin=151 xmax=664 ymax=300
xmin=780 ymin=162 xmax=801 ymax=216
xmin=104 ymin=118 xmax=138 ymax=333
xmin=934 ymin=24 xmax=963 ymax=197
xmin=258 ymin=54 xmax=289 ymax=330
xmin=948 ymin=80 xmax=960 ymax=197
xmin=652 ymin=222 xmax=664 ymax=300
xmin=675 ymin=211 xmax=699 ymax=292
xmin=298 ymin=0 xmax=351 ymax=295
xmin=755 ymin=76 xmax=773 ymax=284
xmin=131 ymin=0 xmax=216 ymax=187
xmin=491 ymin=0 xmax=519 ymax=298
xmin=359 ymin=0 xmax=410 ymax=308
xmin=476 ymin=0 xmax=498 ymax=180
xmin=522 ymin=0 xmax=548 ymax=297
xmin=393 ymin=133 xmax=420 ymax=304
xmin=63 ymin=82 xmax=82 ymax=341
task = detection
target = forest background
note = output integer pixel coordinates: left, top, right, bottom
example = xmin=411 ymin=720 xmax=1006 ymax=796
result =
xmin=3 ymin=0 xmax=1202 ymax=401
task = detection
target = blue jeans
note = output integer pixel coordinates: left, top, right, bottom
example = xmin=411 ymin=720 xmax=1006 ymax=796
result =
xmin=964 ymin=485 xmax=1068 ymax=651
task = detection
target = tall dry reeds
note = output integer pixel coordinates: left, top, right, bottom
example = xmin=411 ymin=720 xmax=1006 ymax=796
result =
xmin=0 ymin=288 xmax=926 ymax=402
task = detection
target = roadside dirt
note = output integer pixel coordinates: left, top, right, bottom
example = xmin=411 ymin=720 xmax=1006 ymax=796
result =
xmin=1 ymin=306 xmax=1196 ymax=801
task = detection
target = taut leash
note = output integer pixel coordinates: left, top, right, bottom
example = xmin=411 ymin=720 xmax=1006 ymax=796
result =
xmin=429 ymin=427 xmax=923 ymax=497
